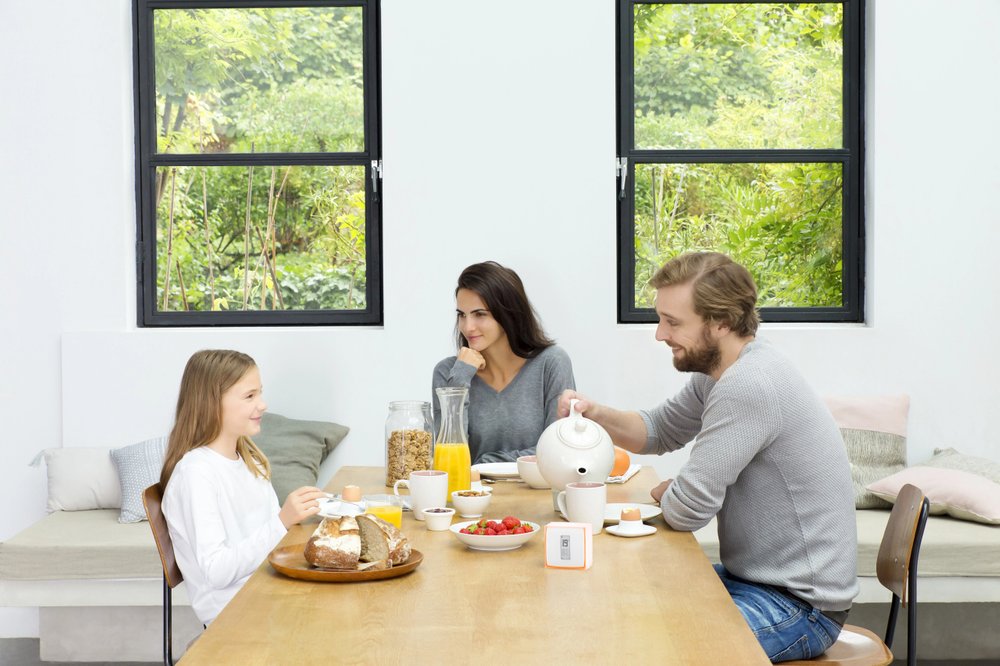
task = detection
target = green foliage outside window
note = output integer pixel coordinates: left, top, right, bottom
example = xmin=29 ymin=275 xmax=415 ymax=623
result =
xmin=151 ymin=7 xmax=367 ymax=313
xmin=630 ymin=3 xmax=846 ymax=311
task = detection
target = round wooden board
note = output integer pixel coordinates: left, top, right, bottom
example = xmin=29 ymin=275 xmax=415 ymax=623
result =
xmin=268 ymin=545 xmax=423 ymax=582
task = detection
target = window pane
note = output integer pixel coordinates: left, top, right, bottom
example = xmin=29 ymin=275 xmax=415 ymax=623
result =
xmin=155 ymin=165 xmax=367 ymax=312
xmin=154 ymin=7 xmax=364 ymax=154
xmin=634 ymin=3 xmax=842 ymax=150
xmin=633 ymin=162 xmax=843 ymax=308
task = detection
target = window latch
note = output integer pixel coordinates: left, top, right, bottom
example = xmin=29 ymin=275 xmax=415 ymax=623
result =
xmin=371 ymin=159 xmax=383 ymax=202
xmin=617 ymin=157 xmax=628 ymax=200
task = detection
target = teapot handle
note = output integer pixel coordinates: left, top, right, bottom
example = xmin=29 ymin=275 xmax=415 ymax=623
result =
xmin=569 ymin=398 xmax=582 ymax=418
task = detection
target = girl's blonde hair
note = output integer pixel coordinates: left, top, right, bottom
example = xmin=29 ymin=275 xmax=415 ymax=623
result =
xmin=159 ymin=349 xmax=272 ymax=491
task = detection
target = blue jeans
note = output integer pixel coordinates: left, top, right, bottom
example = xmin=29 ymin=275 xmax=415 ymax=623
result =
xmin=714 ymin=565 xmax=843 ymax=663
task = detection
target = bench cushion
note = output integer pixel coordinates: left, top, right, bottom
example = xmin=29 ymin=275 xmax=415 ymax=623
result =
xmin=693 ymin=510 xmax=1000 ymax=578
xmin=0 ymin=510 xmax=160 ymax=581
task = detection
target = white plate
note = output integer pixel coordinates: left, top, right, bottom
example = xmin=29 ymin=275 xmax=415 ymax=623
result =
xmin=605 ymin=523 xmax=657 ymax=538
xmin=559 ymin=502 xmax=661 ymax=525
xmin=449 ymin=519 xmax=541 ymax=551
xmin=472 ymin=462 xmax=520 ymax=480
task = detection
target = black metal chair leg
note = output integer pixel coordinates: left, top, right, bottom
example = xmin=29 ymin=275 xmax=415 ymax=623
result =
xmin=164 ymin=574 xmax=173 ymax=666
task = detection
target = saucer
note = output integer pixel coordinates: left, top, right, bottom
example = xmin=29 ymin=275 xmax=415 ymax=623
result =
xmin=605 ymin=522 xmax=656 ymax=538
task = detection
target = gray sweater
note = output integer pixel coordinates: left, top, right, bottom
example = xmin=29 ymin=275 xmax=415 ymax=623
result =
xmin=641 ymin=340 xmax=858 ymax=611
xmin=432 ymin=345 xmax=576 ymax=464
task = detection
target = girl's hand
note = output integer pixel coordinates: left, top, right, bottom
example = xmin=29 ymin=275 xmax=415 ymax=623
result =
xmin=457 ymin=346 xmax=486 ymax=370
xmin=279 ymin=486 xmax=325 ymax=528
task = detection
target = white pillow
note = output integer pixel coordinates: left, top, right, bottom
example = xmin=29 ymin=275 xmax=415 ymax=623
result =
xmin=38 ymin=447 xmax=122 ymax=512
xmin=111 ymin=436 xmax=169 ymax=523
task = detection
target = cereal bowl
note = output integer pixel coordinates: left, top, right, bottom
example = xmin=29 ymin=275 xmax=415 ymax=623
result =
xmin=449 ymin=519 xmax=541 ymax=551
xmin=516 ymin=455 xmax=550 ymax=489
xmin=451 ymin=489 xmax=492 ymax=518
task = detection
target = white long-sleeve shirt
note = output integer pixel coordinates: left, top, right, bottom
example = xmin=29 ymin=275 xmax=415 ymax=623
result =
xmin=162 ymin=446 xmax=286 ymax=625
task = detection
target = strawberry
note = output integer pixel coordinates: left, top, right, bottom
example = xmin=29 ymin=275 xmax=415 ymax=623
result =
xmin=474 ymin=528 xmax=487 ymax=535
xmin=486 ymin=521 xmax=501 ymax=531
xmin=522 ymin=523 xmax=533 ymax=532
xmin=477 ymin=519 xmax=490 ymax=529
xmin=512 ymin=526 xmax=525 ymax=534
xmin=502 ymin=516 xmax=520 ymax=530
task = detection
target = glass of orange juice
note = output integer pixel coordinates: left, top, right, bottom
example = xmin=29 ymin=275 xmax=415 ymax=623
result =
xmin=365 ymin=497 xmax=403 ymax=528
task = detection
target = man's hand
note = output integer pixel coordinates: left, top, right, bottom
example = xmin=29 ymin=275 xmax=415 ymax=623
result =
xmin=457 ymin=347 xmax=486 ymax=371
xmin=557 ymin=389 xmax=595 ymax=418
xmin=650 ymin=479 xmax=673 ymax=504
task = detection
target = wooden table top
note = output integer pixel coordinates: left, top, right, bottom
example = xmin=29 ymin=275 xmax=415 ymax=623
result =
xmin=180 ymin=466 xmax=768 ymax=665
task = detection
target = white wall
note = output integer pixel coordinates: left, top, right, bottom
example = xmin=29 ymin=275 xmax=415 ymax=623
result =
xmin=2 ymin=0 xmax=999 ymax=638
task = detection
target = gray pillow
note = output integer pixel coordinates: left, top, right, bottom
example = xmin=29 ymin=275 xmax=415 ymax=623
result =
xmin=841 ymin=428 xmax=907 ymax=509
xmin=921 ymin=447 xmax=1000 ymax=484
xmin=110 ymin=436 xmax=169 ymax=523
xmin=254 ymin=413 xmax=349 ymax=504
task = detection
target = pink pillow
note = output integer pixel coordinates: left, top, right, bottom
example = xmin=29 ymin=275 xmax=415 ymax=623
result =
xmin=867 ymin=467 xmax=1000 ymax=525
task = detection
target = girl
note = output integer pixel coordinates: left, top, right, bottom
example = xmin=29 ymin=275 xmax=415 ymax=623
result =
xmin=432 ymin=261 xmax=576 ymax=463
xmin=161 ymin=349 xmax=325 ymax=625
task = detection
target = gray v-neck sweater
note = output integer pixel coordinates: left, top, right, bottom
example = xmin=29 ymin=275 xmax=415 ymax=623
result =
xmin=432 ymin=345 xmax=575 ymax=464
xmin=640 ymin=340 xmax=858 ymax=611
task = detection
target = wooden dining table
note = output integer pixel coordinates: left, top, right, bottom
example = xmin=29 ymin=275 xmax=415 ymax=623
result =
xmin=179 ymin=466 xmax=768 ymax=665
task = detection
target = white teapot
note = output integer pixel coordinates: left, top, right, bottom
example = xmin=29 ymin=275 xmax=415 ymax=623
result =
xmin=536 ymin=399 xmax=614 ymax=491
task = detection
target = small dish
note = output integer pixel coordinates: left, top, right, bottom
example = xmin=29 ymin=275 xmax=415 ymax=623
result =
xmin=557 ymin=502 xmax=660 ymax=524
xmin=605 ymin=522 xmax=657 ymax=538
xmin=516 ymin=455 xmax=550 ymax=489
xmin=451 ymin=488 xmax=493 ymax=518
xmin=471 ymin=462 xmax=520 ymax=480
xmin=449 ymin=520 xmax=541 ymax=551
xmin=422 ymin=507 xmax=455 ymax=531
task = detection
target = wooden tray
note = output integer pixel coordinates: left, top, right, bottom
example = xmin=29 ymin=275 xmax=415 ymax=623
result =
xmin=268 ymin=545 xmax=423 ymax=583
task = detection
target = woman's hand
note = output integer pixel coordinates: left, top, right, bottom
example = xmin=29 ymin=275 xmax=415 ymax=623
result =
xmin=457 ymin=346 xmax=486 ymax=370
xmin=278 ymin=486 xmax=325 ymax=529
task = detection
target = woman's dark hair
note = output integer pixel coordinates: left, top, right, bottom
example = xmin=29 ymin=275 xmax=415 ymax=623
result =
xmin=455 ymin=261 xmax=554 ymax=359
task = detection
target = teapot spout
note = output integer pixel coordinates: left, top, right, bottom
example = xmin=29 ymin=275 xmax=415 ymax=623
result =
xmin=576 ymin=467 xmax=588 ymax=478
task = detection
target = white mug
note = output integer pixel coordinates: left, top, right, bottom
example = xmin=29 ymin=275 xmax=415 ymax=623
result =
xmin=393 ymin=470 xmax=448 ymax=520
xmin=557 ymin=482 xmax=607 ymax=534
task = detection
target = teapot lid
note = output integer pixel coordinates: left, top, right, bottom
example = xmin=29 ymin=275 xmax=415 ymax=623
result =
xmin=556 ymin=400 xmax=605 ymax=450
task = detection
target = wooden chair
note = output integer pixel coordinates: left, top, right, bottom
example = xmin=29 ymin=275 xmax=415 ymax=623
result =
xmin=143 ymin=483 xmax=184 ymax=666
xmin=786 ymin=483 xmax=930 ymax=666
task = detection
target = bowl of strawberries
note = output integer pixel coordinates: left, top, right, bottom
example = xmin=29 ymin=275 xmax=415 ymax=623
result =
xmin=449 ymin=516 xmax=541 ymax=551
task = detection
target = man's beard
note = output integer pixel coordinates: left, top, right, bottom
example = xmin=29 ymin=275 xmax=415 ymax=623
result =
xmin=672 ymin=326 xmax=722 ymax=374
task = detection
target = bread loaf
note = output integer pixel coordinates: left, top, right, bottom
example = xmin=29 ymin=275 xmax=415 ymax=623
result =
xmin=357 ymin=514 xmax=412 ymax=566
xmin=304 ymin=514 xmax=411 ymax=571
xmin=304 ymin=516 xmax=361 ymax=569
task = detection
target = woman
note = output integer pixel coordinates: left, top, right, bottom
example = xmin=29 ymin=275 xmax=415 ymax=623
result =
xmin=160 ymin=349 xmax=325 ymax=625
xmin=432 ymin=261 xmax=576 ymax=464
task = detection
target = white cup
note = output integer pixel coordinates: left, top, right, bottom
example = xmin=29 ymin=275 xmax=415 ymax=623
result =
xmin=393 ymin=470 xmax=448 ymax=520
xmin=557 ymin=482 xmax=607 ymax=534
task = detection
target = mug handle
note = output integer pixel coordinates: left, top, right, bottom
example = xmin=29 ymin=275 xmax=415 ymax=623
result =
xmin=393 ymin=479 xmax=410 ymax=497
xmin=556 ymin=490 xmax=568 ymax=517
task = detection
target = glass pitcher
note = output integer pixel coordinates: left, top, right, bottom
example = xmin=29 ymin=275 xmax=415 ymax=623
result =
xmin=432 ymin=387 xmax=472 ymax=497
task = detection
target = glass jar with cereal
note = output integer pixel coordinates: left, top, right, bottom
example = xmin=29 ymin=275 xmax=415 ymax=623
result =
xmin=384 ymin=401 xmax=434 ymax=487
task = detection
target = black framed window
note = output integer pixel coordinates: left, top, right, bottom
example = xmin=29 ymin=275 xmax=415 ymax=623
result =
xmin=617 ymin=1 xmax=864 ymax=323
xmin=133 ymin=0 xmax=382 ymax=326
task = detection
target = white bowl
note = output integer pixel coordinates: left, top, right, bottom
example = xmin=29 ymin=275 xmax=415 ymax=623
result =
xmin=449 ymin=519 xmax=541 ymax=551
xmin=422 ymin=507 xmax=455 ymax=531
xmin=516 ymin=455 xmax=550 ymax=489
xmin=451 ymin=489 xmax=493 ymax=518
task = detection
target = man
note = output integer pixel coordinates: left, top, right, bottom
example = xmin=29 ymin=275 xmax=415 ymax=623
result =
xmin=560 ymin=252 xmax=857 ymax=662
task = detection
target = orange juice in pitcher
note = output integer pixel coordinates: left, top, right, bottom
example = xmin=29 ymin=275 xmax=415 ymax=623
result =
xmin=432 ymin=387 xmax=472 ymax=497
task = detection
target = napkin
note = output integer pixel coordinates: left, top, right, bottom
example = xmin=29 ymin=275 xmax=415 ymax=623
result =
xmin=606 ymin=463 xmax=641 ymax=484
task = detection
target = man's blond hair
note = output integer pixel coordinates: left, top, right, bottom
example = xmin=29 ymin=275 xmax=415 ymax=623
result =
xmin=649 ymin=252 xmax=760 ymax=337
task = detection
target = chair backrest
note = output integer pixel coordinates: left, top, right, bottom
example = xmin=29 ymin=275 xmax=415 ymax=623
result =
xmin=875 ymin=483 xmax=929 ymax=604
xmin=143 ymin=484 xmax=184 ymax=589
